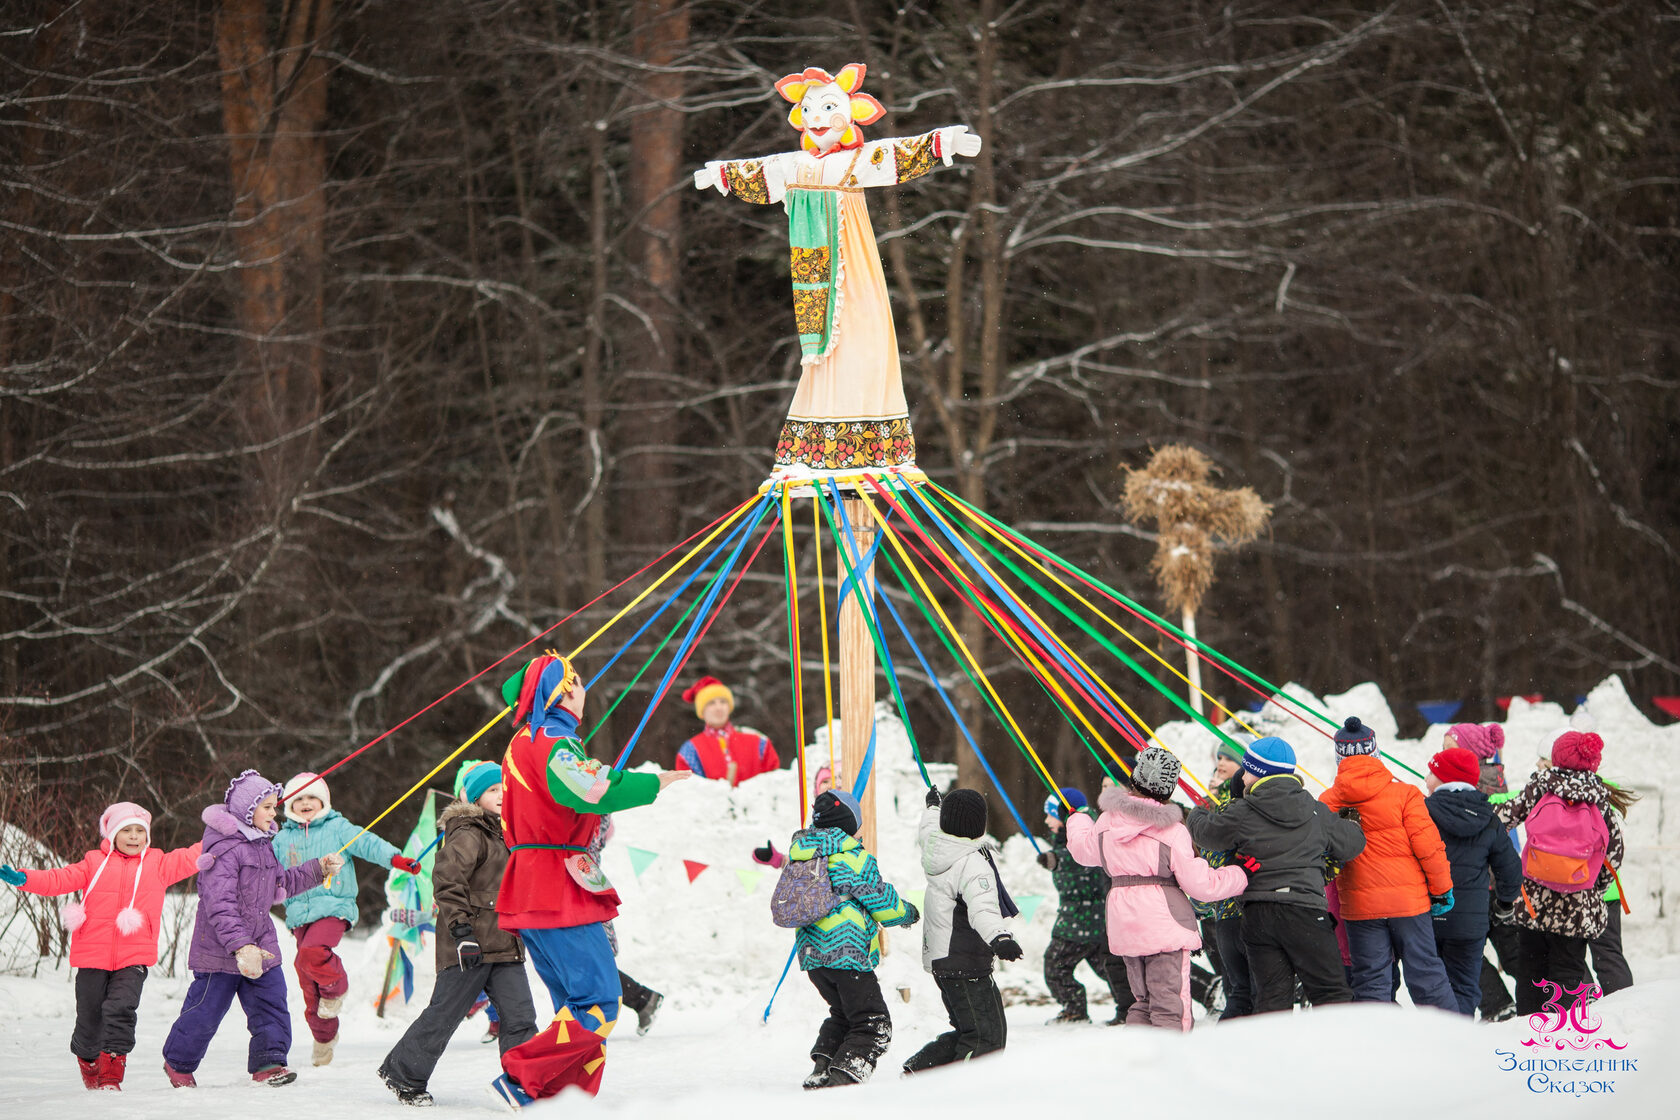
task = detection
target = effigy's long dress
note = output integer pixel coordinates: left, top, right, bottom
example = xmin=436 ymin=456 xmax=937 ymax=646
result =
xmin=702 ymin=130 xmax=954 ymax=473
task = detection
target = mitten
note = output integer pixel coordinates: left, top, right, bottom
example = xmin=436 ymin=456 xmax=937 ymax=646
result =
xmin=751 ymin=841 xmax=786 ymax=869
xmin=902 ymin=901 xmax=920 ymax=926
xmin=1237 ymin=854 xmax=1263 ymax=874
xmin=0 ymin=864 xmax=25 ymax=887
xmin=235 ymin=945 xmax=273 ymax=979
xmin=320 ymin=852 xmax=345 ymax=876
xmin=925 ymin=787 xmax=942 ymax=808
xmin=390 ymin=855 xmax=422 ymax=874
xmin=990 ymin=934 xmax=1023 ymax=962
xmin=1429 ymin=889 xmax=1455 ymax=917
xmin=452 ymin=922 xmax=482 ymax=969
xmin=1491 ymin=899 xmax=1516 ymax=926
xmin=388 ymin=907 xmax=426 ymax=928
xmin=1036 ymin=850 xmax=1059 ymax=871
xmin=1336 ymin=806 xmax=1361 ymax=823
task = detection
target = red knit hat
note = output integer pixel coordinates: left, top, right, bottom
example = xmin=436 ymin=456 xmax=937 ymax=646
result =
xmin=1551 ymin=730 xmax=1603 ymax=773
xmin=681 ymin=675 xmax=733 ymax=720
xmin=1428 ymin=746 xmax=1480 ymax=787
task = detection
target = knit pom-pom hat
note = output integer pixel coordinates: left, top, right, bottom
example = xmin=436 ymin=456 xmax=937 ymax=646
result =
xmin=1552 ymin=730 xmax=1604 ymax=773
xmin=1333 ymin=717 xmax=1378 ymax=758
xmin=1242 ymin=736 xmax=1297 ymax=779
xmin=64 ymin=802 xmax=153 ymax=936
xmin=1447 ymin=722 xmax=1505 ymax=762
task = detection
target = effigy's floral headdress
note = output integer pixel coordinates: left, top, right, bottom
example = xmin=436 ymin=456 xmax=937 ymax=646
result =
xmin=775 ymin=63 xmax=886 ymax=154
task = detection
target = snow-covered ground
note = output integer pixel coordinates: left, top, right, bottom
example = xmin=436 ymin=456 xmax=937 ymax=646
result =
xmin=2 ymin=676 xmax=1677 ymax=1115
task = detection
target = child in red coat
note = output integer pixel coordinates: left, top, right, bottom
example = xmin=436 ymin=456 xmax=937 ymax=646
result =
xmin=1 ymin=802 xmax=202 ymax=1090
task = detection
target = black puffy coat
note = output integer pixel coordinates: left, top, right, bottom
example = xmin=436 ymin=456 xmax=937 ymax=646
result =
xmin=1186 ymin=774 xmax=1365 ymax=910
xmin=1424 ymin=786 xmax=1522 ymax=941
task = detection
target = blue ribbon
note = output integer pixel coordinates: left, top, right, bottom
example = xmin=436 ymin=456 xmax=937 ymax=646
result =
xmin=762 ymin=941 xmax=799 ymax=1022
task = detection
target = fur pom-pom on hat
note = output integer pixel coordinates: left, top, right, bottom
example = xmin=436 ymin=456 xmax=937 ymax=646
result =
xmin=62 ymin=901 xmax=87 ymax=933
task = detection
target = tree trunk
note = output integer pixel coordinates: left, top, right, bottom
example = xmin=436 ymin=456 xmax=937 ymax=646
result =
xmin=620 ymin=0 xmax=689 ymax=554
xmin=215 ymin=0 xmax=333 ymax=508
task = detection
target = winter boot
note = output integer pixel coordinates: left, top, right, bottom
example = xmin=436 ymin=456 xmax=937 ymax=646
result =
xmin=77 ymin=1056 xmax=99 ymax=1090
xmin=253 ymin=1064 xmax=298 ymax=1086
xmin=1047 ymin=1007 xmax=1090 ymax=1025
xmin=312 ymin=1038 xmax=335 ymax=1067
xmin=316 ymin=994 xmax=345 ymax=1019
xmin=162 ymin=1060 xmax=197 ymax=1088
xmin=824 ymin=1053 xmax=872 ymax=1087
xmin=490 ymin=1073 xmax=533 ymax=1112
xmin=381 ymin=1071 xmax=435 ymax=1107
xmin=95 ymin=1052 xmax=126 ymax=1090
xmin=636 ymin=991 xmax=664 ymax=1036
xmin=466 ymin=995 xmax=490 ymax=1021
xmin=482 ymin=1019 xmax=500 ymax=1044
xmin=802 ymin=1056 xmax=832 ymax=1090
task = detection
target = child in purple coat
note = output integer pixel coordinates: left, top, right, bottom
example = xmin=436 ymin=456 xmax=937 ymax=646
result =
xmin=161 ymin=770 xmax=343 ymax=1087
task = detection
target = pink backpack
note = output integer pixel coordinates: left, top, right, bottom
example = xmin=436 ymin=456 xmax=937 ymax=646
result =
xmin=1521 ymin=793 xmax=1609 ymax=893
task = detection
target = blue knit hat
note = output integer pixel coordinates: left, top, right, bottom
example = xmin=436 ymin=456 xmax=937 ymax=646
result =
xmin=1043 ymin=787 xmax=1088 ymax=820
xmin=455 ymin=759 xmax=503 ymax=806
xmin=1242 ymin=736 xmax=1297 ymax=779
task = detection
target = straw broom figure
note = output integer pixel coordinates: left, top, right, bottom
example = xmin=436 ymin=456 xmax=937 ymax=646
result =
xmin=1120 ymin=446 xmax=1271 ymax=715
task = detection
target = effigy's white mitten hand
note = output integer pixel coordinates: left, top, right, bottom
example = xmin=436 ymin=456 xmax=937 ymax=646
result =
xmin=946 ymin=126 xmax=983 ymax=159
xmin=693 ymin=163 xmax=728 ymax=193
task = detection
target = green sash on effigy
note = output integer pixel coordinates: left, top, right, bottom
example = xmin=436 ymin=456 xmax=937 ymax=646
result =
xmin=786 ymin=187 xmax=840 ymax=359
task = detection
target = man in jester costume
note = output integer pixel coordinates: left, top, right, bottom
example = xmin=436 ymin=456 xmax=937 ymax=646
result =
xmin=692 ymin=63 xmax=982 ymax=474
xmin=674 ymin=675 xmax=780 ymax=785
xmin=491 ymin=653 xmax=689 ymax=1107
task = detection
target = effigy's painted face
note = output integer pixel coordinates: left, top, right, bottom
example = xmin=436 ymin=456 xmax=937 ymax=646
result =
xmin=799 ymin=82 xmax=852 ymax=152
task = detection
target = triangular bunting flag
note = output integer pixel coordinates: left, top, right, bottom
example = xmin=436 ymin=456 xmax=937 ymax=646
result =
xmin=901 ymin=889 xmax=924 ymax=911
xmin=627 ymin=847 xmax=659 ymax=880
xmin=1416 ymin=700 xmax=1462 ymax=725
xmin=735 ymin=868 xmax=764 ymax=894
xmin=1015 ymin=893 xmax=1044 ymax=925
xmin=683 ymin=859 xmax=709 ymax=883
xmin=1653 ymin=696 xmax=1680 ymax=720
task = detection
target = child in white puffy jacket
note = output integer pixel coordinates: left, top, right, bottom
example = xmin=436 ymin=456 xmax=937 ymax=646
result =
xmin=903 ymin=788 xmax=1021 ymax=1073
xmin=1067 ymin=749 xmax=1246 ymax=1031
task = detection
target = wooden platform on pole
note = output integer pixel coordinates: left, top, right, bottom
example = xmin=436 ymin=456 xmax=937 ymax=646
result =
xmin=838 ymin=496 xmax=878 ymax=853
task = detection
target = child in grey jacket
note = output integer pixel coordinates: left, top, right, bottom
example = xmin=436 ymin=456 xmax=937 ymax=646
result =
xmin=903 ymin=788 xmax=1022 ymax=1073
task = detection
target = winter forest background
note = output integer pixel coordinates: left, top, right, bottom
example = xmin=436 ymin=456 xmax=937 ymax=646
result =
xmin=2 ymin=1 xmax=1677 ymax=899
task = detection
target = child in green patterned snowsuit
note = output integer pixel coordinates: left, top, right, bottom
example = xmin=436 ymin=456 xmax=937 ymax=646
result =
xmin=1036 ymin=788 xmax=1134 ymax=1023
xmin=788 ymin=789 xmax=919 ymax=1089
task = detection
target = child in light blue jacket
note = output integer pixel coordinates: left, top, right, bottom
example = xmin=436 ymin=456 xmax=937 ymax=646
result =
xmin=273 ymin=771 xmax=419 ymax=1065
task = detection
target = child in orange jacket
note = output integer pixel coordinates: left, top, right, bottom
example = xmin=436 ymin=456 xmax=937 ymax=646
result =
xmin=1319 ymin=717 xmax=1458 ymax=1010
xmin=0 ymin=802 xmax=202 ymax=1090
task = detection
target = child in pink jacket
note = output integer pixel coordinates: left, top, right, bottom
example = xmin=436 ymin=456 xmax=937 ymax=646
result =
xmin=1066 ymin=748 xmax=1246 ymax=1031
xmin=0 ymin=802 xmax=202 ymax=1090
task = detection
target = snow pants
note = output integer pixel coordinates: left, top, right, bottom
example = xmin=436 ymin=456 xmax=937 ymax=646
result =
xmin=501 ymin=923 xmax=618 ymax=1099
xmin=902 ymin=973 xmax=1006 ymax=1072
xmin=1589 ymin=906 xmax=1633 ymax=996
xmin=1345 ymin=913 xmax=1458 ymax=1011
xmin=1122 ymin=950 xmax=1194 ymax=1031
xmin=1480 ymin=917 xmax=1521 ymax=1018
xmin=1042 ymin=936 xmax=1133 ymax=1020
xmin=808 ymin=967 xmax=893 ymax=1082
xmin=1515 ymin=927 xmax=1589 ymax=1016
xmin=1434 ymin=936 xmax=1487 ymax=1016
xmin=381 ymin=960 xmax=537 ymax=1091
xmin=1241 ymin=902 xmax=1352 ymax=1012
xmin=162 ymin=968 xmax=291 ymax=1074
xmin=1207 ymin=915 xmax=1253 ymax=1018
xmin=72 ymin=965 xmax=146 ymax=1060
xmin=291 ymin=916 xmax=351 ymax=1043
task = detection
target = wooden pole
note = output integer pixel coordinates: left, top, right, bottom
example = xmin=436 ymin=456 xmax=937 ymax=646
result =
xmin=375 ymin=938 xmax=399 ymax=1018
xmin=1183 ymin=608 xmax=1205 ymax=717
xmin=838 ymin=496 xmax=878 ymax=853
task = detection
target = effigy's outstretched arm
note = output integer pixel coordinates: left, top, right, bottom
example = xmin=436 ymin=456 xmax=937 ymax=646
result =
xmin=691 ymin=152 xmax=796 ymax=204
xmin=850 ymin=126 xmax=983 ymax=188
